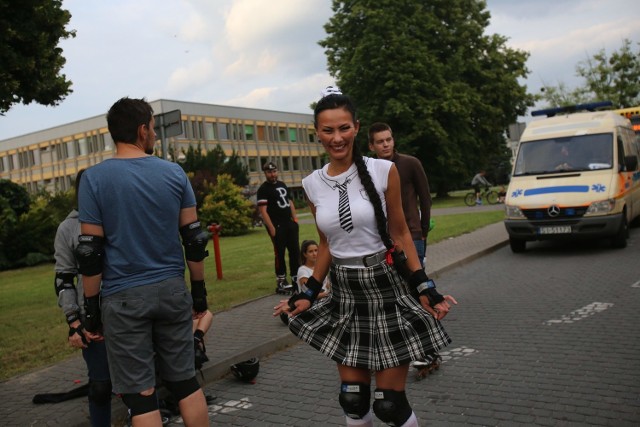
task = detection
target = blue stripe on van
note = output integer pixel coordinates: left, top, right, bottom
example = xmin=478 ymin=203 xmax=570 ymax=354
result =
xmin=524 ymin=185 xmax=590 ymax=196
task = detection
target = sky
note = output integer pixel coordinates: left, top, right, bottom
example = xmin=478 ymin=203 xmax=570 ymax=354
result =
xmin=1 ymin=0 xmax=638 ymax=141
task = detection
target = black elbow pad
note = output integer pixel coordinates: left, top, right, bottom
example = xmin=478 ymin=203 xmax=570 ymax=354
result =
xmin=180 ymin=221 xmax=210 ymax=262
xmin=75 ymin=235 xmax=105 ymax=276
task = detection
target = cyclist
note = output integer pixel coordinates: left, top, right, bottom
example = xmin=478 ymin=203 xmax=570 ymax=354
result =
xmin=471 ymin=170 xmax=492 ymax=205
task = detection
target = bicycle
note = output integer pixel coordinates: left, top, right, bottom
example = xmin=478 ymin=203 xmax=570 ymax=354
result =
xmin=464 ymin=186 xmax=499 ymax=206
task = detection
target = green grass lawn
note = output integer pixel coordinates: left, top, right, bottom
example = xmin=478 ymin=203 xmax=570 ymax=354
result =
xmin=0 ymin=205 xmax=503 ymax=380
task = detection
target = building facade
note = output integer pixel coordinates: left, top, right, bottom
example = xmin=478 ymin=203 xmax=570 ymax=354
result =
xmin=0 ymin=99 xmax=325 ymax=200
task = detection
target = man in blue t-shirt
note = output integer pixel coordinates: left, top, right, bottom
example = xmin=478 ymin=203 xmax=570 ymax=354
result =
xmin=257 ymin=162 xmax=299 ymax=293
xmin=77 ymin=97 xmax=209 ymax=426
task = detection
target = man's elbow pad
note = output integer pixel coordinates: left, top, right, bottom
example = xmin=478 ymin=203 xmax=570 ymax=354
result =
xmin=75 ymin=235 xmax=105 ymax=276
xmin=54 ymin=272 xmax=76 ymax=296
xmin=180 ymin=221 xmax=210 ymax=262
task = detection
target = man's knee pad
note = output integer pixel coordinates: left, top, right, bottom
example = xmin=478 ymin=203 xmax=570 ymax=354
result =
xmin=338 ymin=382 xmax=371 ymax=419
xmin=163 ymin=377 xmax=200 ymax=402
xmin=372 ymin=389 xmax=412 ymax=426
xmin=88 ymin=380 xmax=112 ymax=406
xmin=121 ymin=390 xmax=159 ymax=417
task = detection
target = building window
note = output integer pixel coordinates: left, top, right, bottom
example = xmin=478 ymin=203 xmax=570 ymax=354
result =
xmin=308 ymin=131 xmax=316 ymax=143
xmin=66 ymin=141 xmax=75 ymax=157
xmin=292 ymin=157 xmax=299 ymax=170
xmin=75 ymin=137 xmax=88 ymax=156
xmin=55 ymin=142 xmax=69 ymax=160
xmin=267 ymin=126 xmax=277 ymax=142
xmin=278 ymin=127 xmax=286 ymax=142
xmin=257 ymin=126 xmax=265 ymax=141
xmin=103 ymin=133 xmax=113 ymax=151
xmin=204 ymin=122 xmax=216 ymax=140
xmin=232 ymin=124 xmax=242 ymax=140
xmin=288 ymin=128 xmax=297 ymax=142
xmin=282 ymin=157 xmax=290 ymax=171
xmin=0 ymin=156 xmax=5 ymax=172
xmin=244 ymin=125 xmax=255 ymax=141
xmin=217 ymin=123 xmax=229 ymax=140
xmin=248 ymin=157 xmax=258 ymax=172
xmin=260 ymin=156 xmax=269 ymax=169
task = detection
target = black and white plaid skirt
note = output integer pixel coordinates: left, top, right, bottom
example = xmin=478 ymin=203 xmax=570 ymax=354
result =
xmin=288 ymin=260 xmax=451 ymax=370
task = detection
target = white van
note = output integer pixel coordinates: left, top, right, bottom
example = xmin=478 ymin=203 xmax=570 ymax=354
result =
xmin=504 ymin=103 xmax=640 ymax=252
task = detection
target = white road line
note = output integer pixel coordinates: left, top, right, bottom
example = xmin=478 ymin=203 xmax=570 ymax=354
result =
xmin=543 ymin=302 xmax=614 ymax=325
xmin=631 ymin=280 xmax=640 ymax=288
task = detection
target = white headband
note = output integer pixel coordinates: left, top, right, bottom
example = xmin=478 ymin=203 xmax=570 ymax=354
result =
xmin=320 ymin=85 xmax=342 ymax=98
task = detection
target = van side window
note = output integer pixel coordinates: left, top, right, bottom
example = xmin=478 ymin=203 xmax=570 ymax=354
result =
xmin=617 ymin=135 xmax=628 ymax=171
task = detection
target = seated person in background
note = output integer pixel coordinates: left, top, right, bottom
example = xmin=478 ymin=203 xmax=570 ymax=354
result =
xmin=297 ymin=240 xmax=331 ymax=299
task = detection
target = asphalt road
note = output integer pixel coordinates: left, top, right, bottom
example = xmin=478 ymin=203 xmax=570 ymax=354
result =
xmin=182 ymin=227 xmax=640 ymax=426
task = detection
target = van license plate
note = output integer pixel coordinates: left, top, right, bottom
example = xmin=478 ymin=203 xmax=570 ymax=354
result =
xmin=538 ymin=226 xmax=571 ymax=234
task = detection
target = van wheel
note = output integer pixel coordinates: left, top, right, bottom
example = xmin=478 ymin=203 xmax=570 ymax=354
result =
xmin=509 ymin=237 xmax=526 ymax=253
xmin=611 ymin=214 xmax=628 ymax=249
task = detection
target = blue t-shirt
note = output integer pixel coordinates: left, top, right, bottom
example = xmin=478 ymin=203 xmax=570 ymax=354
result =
xmin=78 ymin=156 xmax=196 ymax=296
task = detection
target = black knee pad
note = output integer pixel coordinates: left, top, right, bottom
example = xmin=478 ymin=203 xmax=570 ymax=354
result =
xmin=338 ymin=382 xmax=370 ymax=419
xmin=372 ymin=389 xmax=412 ymax=426
xmin=163 ymin=376 xmax=200 ymax=402
xmin=88 ymin=380 xmax=112 ymax=406
xmin=121 ymin=390 xmax=159 ymax=417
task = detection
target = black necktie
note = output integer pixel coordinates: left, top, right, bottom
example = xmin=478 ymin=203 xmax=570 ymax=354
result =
xmin=337 ymin=182 xmax=353 ymax=233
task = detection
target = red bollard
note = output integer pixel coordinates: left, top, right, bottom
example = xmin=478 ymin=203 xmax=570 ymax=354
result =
xmin=207 ymin=224 xmax=223 ymax=279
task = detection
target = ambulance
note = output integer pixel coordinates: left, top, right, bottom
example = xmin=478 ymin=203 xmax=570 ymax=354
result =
xmin=504 ymin=102 xmax=640 ymax=252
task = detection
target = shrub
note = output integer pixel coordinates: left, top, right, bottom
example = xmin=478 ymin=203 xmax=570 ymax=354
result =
xmin=198 ymin=174 xmax=253 ymax=236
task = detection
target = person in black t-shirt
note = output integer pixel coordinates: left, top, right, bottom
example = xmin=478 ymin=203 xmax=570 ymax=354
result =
xmin=257 ymin=162 xmax=300 ymax=293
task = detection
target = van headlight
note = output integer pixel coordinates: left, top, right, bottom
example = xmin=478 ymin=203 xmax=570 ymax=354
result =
xmin=505 ymin=205 xmax=525 ymax=219
xmin=584 ymin=199 xmax=615 ymax=216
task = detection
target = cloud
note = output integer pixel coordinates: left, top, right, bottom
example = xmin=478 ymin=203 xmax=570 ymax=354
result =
xmin=162 ymin=59 xmax=216 ymax=97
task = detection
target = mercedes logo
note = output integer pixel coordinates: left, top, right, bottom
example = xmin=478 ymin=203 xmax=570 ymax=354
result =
xmin=548 ymin=205 xmax=561 ymax=217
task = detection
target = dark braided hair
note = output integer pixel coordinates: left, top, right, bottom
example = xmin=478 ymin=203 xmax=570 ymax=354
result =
xmin=314 ymin=94 xmax=393 ymax=249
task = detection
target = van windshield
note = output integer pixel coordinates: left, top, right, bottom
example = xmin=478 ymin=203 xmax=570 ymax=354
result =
xmin=513 ymin=133 xmax=613 ymax=176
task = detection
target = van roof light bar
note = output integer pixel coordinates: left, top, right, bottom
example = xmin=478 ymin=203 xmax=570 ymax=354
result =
xmin=531 ymin=101 xmax=613 ymax=117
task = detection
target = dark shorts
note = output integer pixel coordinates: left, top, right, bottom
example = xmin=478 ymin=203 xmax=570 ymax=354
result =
xmin=101 ymin=277 xmax=195 ymax=394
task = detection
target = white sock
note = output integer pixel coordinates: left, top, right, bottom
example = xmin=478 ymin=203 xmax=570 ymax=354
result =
xmin=399 ymin=411 xmax=419 ymax=427
xmin=345 ymin=410 xmax=373 ymax=426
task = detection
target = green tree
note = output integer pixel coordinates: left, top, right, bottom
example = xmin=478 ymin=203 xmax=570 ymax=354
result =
xmin=540 ymin=39 xmax=640 ymax=108
xmin=180 ymin=144 xmax=250 ymax=206
xmin=320 ymin=0 xmax=534 ymax=195
xmin=198 ymin=174 xmax=253 ymax=236
xmin=0 ymin=0 xmax=76 ymax=113
xmin=0 ymin=181 xmax=74 ymax=270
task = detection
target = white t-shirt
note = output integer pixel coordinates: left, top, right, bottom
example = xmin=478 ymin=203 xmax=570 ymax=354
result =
xmin=302 ymin=157 xmax=391 ymax=259
xmin=296 ymin=264 xmax=329 ymax=293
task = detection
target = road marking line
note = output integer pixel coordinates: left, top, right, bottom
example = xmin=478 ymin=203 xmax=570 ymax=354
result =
xmin=439 ymin=345 xmax=478 ymax=362
xmin=631 ymin=280 xmax=640 ymax=288
xmin=543 ymin=302 xmax=614 ymax=325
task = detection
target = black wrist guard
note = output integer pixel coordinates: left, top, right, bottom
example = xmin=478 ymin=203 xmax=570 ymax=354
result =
xmin=191 ymin=280 xmax=208 ymax=313
xmin=66 ymin=312 xmax=80 ymax=325
xmin=288 ymin=276 xmax=322 ymax=311
xmin=409 ymin=270 xmax=444 ymax=307
xmin=83 ymin=295 xmax=102 ymax=333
